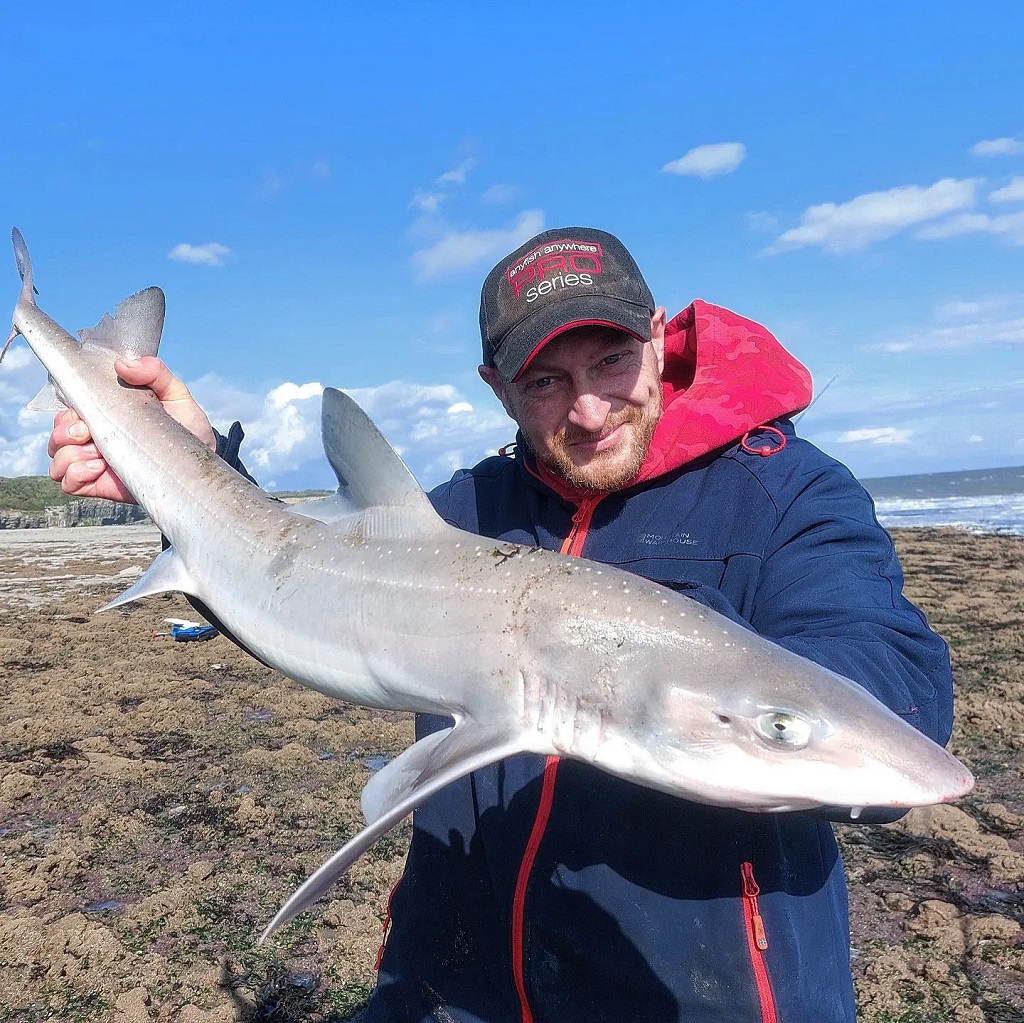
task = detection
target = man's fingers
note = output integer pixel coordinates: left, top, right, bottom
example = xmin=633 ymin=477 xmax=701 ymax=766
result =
xmin=115 ymin=356 xmax=194 ymax=404
xmin=50 ymin=442 xmax=102 ymax=482
xmin=61 ymin=455 xmax=107 ymax=490
xmin=47 ymin=409 xmax=91 ymax=457
xmin=55 ymin=451 xmax=136 ymax=503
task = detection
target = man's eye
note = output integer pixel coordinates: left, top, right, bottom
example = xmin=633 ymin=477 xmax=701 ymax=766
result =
xmin=529 ymin=376 xmax=555 ymax=390
xmin=603 ymin=353 xmax=624 ymax=366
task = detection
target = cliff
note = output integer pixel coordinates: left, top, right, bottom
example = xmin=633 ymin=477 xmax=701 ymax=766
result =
xmin=0 ymin=498 xmax=150 ymax=529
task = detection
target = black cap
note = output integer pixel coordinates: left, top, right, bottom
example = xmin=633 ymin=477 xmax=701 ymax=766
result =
xmin=479 ymin=227 xmax=655 ymax=380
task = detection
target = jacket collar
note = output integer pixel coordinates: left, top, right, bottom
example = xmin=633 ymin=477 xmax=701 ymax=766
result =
xmin=518 ymin=300 xmax=813 ymax=503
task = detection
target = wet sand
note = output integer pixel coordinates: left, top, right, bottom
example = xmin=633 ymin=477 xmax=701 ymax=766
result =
xmin=1 ymin=526 xmax=1022 ymax=1021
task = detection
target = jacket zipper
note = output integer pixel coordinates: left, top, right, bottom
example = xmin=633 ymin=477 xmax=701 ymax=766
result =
xmin=512 ymin=495 xmax=603 ymax=1022
xmin=741 ymin=861 xmax=778 ymax=1023
xmin=511 ymin=756 xmax=561 ymax=1023
xmin=563 ymin=496 xmax=602 ymax=557
xmin=373 ymin=878 xmax=403 ymax=970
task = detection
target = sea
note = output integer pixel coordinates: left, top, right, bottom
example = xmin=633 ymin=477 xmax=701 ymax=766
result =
xmin=860 ymin=465 xmax=1024 ymax=537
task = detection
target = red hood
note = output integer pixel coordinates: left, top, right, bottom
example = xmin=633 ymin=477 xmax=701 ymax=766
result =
xmin=529 ymin=300 xmax=813 ymax=501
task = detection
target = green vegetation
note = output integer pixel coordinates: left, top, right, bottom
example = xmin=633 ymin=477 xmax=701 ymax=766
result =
xmin=269 ymin=488 xmax=334 ymax=500
xmin=0 ymin=475 xmax=75 ymax=511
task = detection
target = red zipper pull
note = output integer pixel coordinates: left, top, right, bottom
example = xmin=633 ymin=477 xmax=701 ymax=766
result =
xmin=741 ymin=862 xmax=769 ymax=951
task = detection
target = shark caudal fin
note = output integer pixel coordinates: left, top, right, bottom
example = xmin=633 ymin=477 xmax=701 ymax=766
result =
xmin=11 ymin=228 xmax=37 ymax=303
xmin=260 ymin=720 xmax=529 ymax=942
xmin=4 ymin=228 xmax=37 ymax=363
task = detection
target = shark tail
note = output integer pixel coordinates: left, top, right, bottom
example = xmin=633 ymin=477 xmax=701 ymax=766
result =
xmin=3 ymin=228 xmax=36 ymax=362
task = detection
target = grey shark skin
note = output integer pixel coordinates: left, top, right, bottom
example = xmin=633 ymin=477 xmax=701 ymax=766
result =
xmin=5 ymin=229 xmax=974 ymax=941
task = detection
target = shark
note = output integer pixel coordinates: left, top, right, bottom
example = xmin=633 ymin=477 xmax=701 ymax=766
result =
xmin=4 ymin=228 xmax=974 ymax=941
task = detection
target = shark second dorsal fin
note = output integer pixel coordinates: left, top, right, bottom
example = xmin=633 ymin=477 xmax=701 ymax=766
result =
xmin=321 ymin=387 xmax=442 ymax=525
xmin=79 ymin=286 xmax=166 ymax=361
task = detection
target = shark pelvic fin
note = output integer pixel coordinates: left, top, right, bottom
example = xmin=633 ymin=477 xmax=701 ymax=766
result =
xmin=27 ymin=377 xmax=68 ymax=412
xmin=259 ymin=722 xmax=531 ymax=942
xmin=320 ymin=387 xmax=445 ymax=527
xmin=96 ymin=547 xmax=198 ymax=612
xmin=79 ymin=286 xmax=166 ymax=361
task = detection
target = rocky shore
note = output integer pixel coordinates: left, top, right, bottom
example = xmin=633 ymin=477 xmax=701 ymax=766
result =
xmin=0 ymin=526 xmax=1021 ymax=1022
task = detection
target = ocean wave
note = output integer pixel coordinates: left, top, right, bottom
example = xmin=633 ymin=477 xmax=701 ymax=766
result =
xmin=872 ymin=493 xmax=1024 ymax=536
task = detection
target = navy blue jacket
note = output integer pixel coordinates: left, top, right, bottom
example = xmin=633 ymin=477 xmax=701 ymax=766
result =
xmin=362 ymin=305 xmax=954 ymax=1023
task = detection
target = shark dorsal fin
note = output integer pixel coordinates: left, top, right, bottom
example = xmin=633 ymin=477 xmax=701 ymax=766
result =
xmin=321 ymin=387 xmax=443 ymax=526
xmin=79 ymin=287 xmax=166 ymax=360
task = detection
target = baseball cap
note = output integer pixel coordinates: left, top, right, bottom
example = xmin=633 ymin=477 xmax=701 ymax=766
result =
xmin=479 ymin=227 xmax=655 ymax=380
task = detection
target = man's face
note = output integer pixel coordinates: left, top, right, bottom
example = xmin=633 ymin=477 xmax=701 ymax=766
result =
xmin=480 ymin=313 xmax=666 ymax=493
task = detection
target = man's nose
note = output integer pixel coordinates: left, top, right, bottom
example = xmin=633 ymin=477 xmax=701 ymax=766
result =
xmin=567 ymin=390 xmax=611 ymax=431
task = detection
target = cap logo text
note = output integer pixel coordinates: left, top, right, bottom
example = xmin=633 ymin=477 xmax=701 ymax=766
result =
xmin=506 ymin=239 xmax=604 ymax=300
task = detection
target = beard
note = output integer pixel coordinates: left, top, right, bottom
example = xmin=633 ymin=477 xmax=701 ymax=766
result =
xmin=533 ymin=388 xmax=663 ymax=493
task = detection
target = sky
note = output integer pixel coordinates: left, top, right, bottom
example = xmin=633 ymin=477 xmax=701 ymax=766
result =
xmin=1 ymin=1 xmax=1022 ymax=491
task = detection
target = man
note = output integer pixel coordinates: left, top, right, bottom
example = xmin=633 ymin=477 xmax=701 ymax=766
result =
xmin=48 ymin=227 xmax=954 ymax=1022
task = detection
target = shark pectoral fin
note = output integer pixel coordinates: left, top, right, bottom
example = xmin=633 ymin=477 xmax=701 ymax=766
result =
xmin=259 ymin=801 xmax=405 ymax=943
xmin=361 ymin=721 xmax=526 ymax=825
xmin=259 ymin=723 xmax=531 ymax=942
xmin=95 ymin=547 xmax=198 ymax=612
xmin=78 ymin=286 xmax=166 ymax=361
xmin=320 ymin=387 xmax=447 ymax=532
xmin=27 ymin=378 xmax=67 ymax=412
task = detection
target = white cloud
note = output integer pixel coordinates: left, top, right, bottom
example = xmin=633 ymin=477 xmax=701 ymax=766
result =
xmin=312 ymin=160 xmax=331 ymax=180
xmin=243 ymin=382 xmax=326 ymax=471
xmin=436 ymin=156 xmax=476 ymax=186
xmin=0 ymin=370 xmax=515 ymax=492
xmin=409 ymin=151 xmax=478 ymax=214
xmin=0 ymin=425 xmax=51 ymax=477
xmin=870 ymin=297 xmax=1024 ymax=353
xmin=916 ymin=210 xmax=1024 ymax=245
xmin=662 ymin=142 xmax=747 ymax=179
xmin=0 ymin=344 xmax=51 ymax=476
xmin=168 ymin=242 xmax=231 ymax=267
xmin=797 ymin=376 xmax=1024 ymax=477
xmin=971 ymin=137 xmax=1024 ymax=157
xmin=481 ymin=183 xmax=519 ymax=205
xmin=0 ymin=346 xmax=36 ymax=372
xmin=411 ymin=189 xmax=443 ymax=213
xmin=413 ymin=210 xmax=544 ymax=280
xmin=190 ymin=376 xmax=516 ymax=489
xmin=837 ymin=427 xmax=913 ymax=445
xmin=989 ymin=177 xmax=1024 ymax=203
xmin=935 ymin=300 xmax=988 ymax=320
xmin=745 ymin=211 xmax=779 ymax=233
xmin=767 ymin=178 xmax=981 ymax=254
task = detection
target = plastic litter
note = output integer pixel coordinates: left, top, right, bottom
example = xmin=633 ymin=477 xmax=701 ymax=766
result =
xmin=171 ymin=623 xmax=218 ymax=642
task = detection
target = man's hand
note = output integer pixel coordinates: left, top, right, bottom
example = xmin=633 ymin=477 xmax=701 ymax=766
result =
xmin=48 ymin=356 xmax=217 ymax=504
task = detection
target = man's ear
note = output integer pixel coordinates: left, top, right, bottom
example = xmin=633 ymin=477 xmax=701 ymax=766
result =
xmin=650 ymin=307 xmax=667 ymax=375
xmin=478 ymin=364 xmax=516 ymax=418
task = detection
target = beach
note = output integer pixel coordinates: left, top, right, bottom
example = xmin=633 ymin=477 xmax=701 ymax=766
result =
xmin=1 ymin=525 xmax=1022 ymax=1021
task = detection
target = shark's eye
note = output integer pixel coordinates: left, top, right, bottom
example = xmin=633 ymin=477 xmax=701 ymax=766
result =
xmin=754 ymin=711 xmax=812 ymax=750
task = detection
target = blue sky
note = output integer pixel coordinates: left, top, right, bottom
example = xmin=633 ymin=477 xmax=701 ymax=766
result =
xmin=2 ymin=2 xmax=1022 ymax=490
